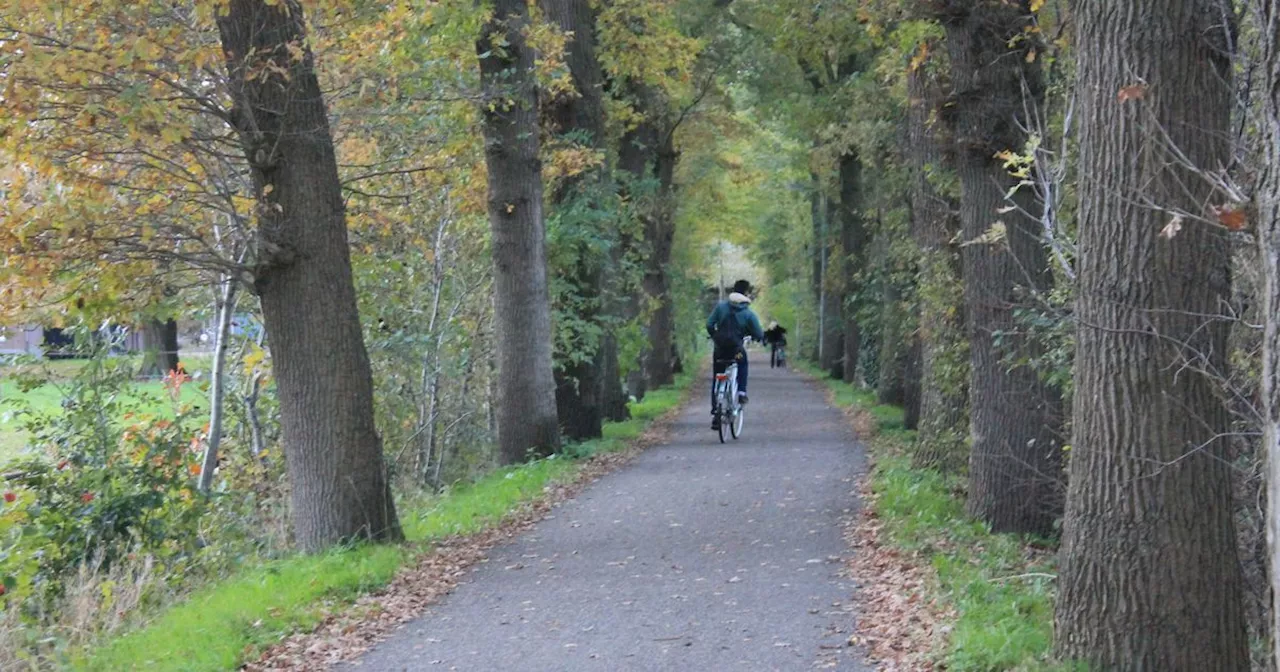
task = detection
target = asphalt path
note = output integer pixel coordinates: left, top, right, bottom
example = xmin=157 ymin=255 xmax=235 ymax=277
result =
xmin=348 ymin=360 xmax=869 ymax=671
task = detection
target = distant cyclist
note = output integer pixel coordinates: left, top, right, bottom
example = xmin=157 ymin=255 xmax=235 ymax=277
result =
xmin=763 ymin=321 xmax=788 ymax=368
xmin=706 ymin=279 xmax=765 ymax=429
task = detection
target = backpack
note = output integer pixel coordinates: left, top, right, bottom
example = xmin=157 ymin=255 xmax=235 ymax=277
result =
xmin=712 ymin=304 xmax=744 ymax=352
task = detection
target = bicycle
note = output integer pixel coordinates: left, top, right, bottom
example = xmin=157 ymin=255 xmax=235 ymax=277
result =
xmin=774 ymin=345 xmax=787 ymax=368
xmin=712 ymin=339 xmax=749 ymax=443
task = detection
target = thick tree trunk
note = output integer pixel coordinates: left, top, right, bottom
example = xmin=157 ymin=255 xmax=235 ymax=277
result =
xmin=902 ymin=337 xmax=922 ymax=431
xmin=475 ymin=0 xmax=561 ymax=461
xmin=940 ymin=0 xmax=1062 ymax=534
xmin=600 ymin=331 xmax=629 ymax=421
xmin=906 ymin=49 xmax=969 ymax=473
xmin=619 ymin=114 xmax=678 ymax=391
xmin=618 ymin=108 xmax=659 ymax=395
xmin=839 ymin=153 xmax=866 ymax=385
xmin=139 ymin=318 xmax=179 ymax=378
xmin=1055 ymin=0 xmax=1248 ymax=668
xmin=217 ymin=0 xmax=401 ymax=550
xmin=542 ymin=0 xmax=611 ymax=440
xmin=1260 ymin=7 xmax=1280 ymax=672
xmin=645 ymin=131 xmax=679 ymax=388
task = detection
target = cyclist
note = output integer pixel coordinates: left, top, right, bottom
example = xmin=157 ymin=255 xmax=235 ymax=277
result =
xmin=706 ymin=279 xmax=765 ymax=430
xmin=763 ymin=321 xmax=788 ymax=368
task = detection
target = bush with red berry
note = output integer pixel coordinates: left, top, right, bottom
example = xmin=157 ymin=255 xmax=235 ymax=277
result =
xmin=0 ymin=358 xmax=209 ymax=611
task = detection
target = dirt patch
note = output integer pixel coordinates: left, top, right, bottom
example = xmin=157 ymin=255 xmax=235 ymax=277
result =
xmin=242 ymin=391 xmax=690 ymax=671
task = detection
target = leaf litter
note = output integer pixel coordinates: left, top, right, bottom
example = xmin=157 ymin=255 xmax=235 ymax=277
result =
xmin=241 ymin=390 xmax=690 ymax=671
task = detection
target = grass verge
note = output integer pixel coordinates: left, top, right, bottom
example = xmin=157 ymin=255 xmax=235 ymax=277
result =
xmin=76 ymin=371 xmax=695 ymax=672
xmin=801 ymin=363 xmax=1069 ymax=671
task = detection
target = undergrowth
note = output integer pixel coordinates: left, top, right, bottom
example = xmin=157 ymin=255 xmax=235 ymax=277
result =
xmin=73 ymin=372 xmax=694 ymax=672
xmin=803 ymin=363 xmax=1079 ymax=672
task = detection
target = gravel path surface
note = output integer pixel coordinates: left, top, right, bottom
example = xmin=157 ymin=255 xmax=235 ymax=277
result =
xmin=347 ymin=363 xmax=869 ymax=671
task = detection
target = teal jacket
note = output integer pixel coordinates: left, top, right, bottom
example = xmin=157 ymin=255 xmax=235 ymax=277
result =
xmin=706 ymin=293 xmax=765 ymax=344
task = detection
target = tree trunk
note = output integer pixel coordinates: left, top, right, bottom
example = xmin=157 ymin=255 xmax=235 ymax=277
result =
xmin=217 ymin=0 xmax=401 ymax=550
xmin=139 ymin=318 xmax=179 ymax=378
xmin=618 ymin=108 xmax=677 ymax=390
xmin=644 ymin=130 xmax=679 ymax=388
xmin=839 ymin=153 xmax=866 ymax=385
xmin=940 ymin=0 xmax=1062 ymax=534
xmin=542 ymin=0 xmax=610 ymax=440
xmin=1055 ymin=0 xmax=1248 ymax=667
xmin=811 ymin=175 xmax=840 ymax=372
xmin=476 ymin=0 xmax=561 ymax=461
xmin=1259 ymin=6 xmax=1280 ymax=672
xmin=902 ymin=336 xmax=922 ymax=431
xmin=906 ymin=49 xmax=969 ymax=473
xmin=197 ymin=276 xmax=237 ymax=492
xmin=617 ymin=103 xmax=659 ymax=397
xmin=876 ymin=279 xmax=909 ymax=407
xmin=417 ymin=215 xmax=448 ymax=483
xmin=600 ymin=332 xmax=629 ymax=421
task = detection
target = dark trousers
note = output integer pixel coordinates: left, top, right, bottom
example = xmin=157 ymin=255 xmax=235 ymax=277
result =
xmin=711 ymin=346 xmax=748 ymax=409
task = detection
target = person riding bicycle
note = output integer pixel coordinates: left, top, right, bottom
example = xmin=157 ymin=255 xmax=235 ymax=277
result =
xmin=763 ymin=321 xmax=788 ymax=368
xmin=706 ymin=280 xmax=765 ymax=429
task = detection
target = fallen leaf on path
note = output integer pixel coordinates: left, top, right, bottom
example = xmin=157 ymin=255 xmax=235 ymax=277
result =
xmin=241 ymin=386 xmax=693 ymax=671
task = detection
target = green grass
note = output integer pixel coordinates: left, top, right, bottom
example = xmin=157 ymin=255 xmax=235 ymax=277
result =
xmin=0 ymin=376 xmax=206 ymax=464
xmin=75 ymin=546 xmax=407 ymax=671
xmin=803 ymin=362 xmax=1074 ymax=672
xmin=77 ymin=371 xmax=695 ymax=672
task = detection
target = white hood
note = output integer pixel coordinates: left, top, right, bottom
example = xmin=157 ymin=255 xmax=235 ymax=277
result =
xmin=729 ymin=292 xmax=751 ymax=305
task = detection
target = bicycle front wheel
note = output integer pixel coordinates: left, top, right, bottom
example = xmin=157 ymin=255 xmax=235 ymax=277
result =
xmin=730 ymin=405 xmax=744 ymax=439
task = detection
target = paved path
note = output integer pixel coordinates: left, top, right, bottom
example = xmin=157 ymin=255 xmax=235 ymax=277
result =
xmin=349 ymin=362 xmax=868 ymax=671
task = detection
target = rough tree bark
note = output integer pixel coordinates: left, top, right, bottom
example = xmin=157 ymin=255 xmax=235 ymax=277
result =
xmin=216 ymin=0 xmax=402 ymax=550
xmin=939 ymin=0 xmax=1062 ymax=534
xmin=906 ymin=46 xmax=969 ymax=472
xmin=1259 ymin=5 xmax=1280 ymax=672
xmin=1055 ymin=0 xmax=1249 ymax=667
xmin=617 ymin=109 xmax=658 ymax=394
xmin=475 ymin=0 xmax=561 ymax=461
xmin=839 ymin=153 xmax=866 ymax=384
xmin=616 ymin=89 xmax=677 ymax=392
xmin=541 ymin=0 xmax=613 ymax=439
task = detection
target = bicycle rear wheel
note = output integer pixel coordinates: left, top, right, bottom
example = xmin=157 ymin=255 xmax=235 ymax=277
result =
xmin=715 ymin=386 xmax=728 ymax=444
xmin=727 ymin=373 xmax=743 ymax=439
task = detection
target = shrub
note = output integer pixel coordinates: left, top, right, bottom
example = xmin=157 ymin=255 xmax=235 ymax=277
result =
xmin=1 ymin=358 xmax=208 ymax=613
